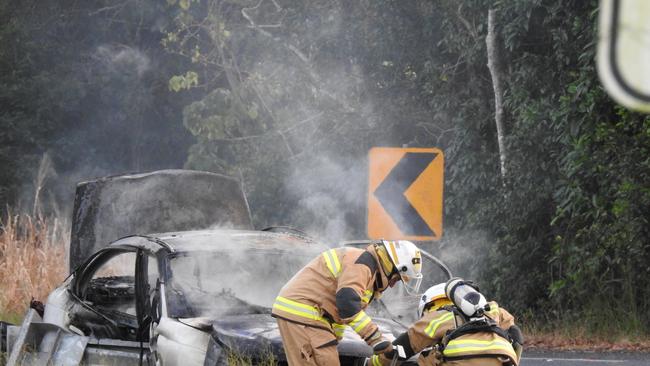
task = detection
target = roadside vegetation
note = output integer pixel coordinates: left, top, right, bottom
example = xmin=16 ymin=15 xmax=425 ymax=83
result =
xmin=0 ymin=212 xmax=67 ymax=323
xmin=523 ymin=323 xmax=650 ymax=352
xmin=226 ymin=349 xmax=276 ymax=366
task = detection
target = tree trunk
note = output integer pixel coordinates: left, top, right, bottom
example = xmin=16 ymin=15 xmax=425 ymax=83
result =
xmin=486 ymin=9 xmax=508 ymax=184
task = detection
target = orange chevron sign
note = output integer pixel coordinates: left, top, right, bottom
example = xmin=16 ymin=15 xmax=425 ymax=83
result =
xmin=368 ymin=147 xmax=444 ymax=241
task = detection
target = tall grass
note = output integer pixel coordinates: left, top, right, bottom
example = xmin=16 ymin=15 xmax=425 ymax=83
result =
xmin=0 ymin=212 xmax=67 ymax=323
xmin=226 ymin=349 xmax=277 ymax=366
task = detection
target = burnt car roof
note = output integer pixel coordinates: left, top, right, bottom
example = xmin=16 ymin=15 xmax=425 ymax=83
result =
xmin=109 ymin=229 xmax=327 ymax=254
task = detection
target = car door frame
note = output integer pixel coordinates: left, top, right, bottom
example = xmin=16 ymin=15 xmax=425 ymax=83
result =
xmin=70 ymin=245 xmax=153 ymax=342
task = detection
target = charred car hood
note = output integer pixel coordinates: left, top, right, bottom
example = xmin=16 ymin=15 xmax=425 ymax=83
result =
xmin=206 ymin=313 xmax=407 ymax=361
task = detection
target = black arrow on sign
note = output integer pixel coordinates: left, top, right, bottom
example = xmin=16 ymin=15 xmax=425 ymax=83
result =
xmin=374 ymin=152 xmax=437 ymax=237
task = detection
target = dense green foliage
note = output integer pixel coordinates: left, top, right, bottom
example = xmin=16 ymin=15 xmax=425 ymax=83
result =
xmin=432 ymin=0 xmax=649 ymax=333
xmin=1 ymin=0 xmax=648 ymax=335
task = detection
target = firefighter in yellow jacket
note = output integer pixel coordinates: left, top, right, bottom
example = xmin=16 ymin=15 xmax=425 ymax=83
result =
xmin=368 ymin=278 xmax=524 ymax=366
xmin=272 ymin=240 xmax=424 ymax=366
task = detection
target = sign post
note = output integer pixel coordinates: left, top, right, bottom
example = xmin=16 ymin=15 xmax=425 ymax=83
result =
xmin=367 ymin=147 xmax=444 ymax=241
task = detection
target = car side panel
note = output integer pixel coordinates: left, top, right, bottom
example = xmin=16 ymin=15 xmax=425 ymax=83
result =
xmin=154 ymin=317 xmax=210 ymax=366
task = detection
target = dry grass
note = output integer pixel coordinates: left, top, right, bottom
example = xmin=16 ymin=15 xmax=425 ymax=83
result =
xmin=524 ymin=332 xmax=650 ymax=352
xmin=0 ymin=212 xmax=67 ymax=322
xmin=523 ymin=320 xmax=650 ymax=352
xmin=226 ymin=349 xmax=277 ymax=366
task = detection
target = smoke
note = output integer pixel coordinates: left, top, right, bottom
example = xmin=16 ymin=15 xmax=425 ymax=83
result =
xmin=427 ymin=228 xmax=492 ymax=283
xmin=283 ymin=155 xmax=368 ymax=245
xmin=27 ymin=38 xmax=192 ymax=217
xmin=12 ymin=1 xmax=496 ymax=297
xmin=6 ymin=1 xmax=200 ymax=216
xmin=235 ymin=8 xmax=385 ymax=245
xmin=164 ymin=231 xmax=325 ymax=318
xmin=93 ymin=45 xmax=152 ymax=78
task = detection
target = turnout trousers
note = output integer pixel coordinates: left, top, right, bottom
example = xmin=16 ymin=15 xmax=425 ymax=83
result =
xmin=276 ymin=318 xmax=340 ymax=366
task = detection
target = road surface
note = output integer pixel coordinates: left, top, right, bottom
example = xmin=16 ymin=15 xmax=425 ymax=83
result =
xmin=523 ymin=350 xmax=650 ymax=366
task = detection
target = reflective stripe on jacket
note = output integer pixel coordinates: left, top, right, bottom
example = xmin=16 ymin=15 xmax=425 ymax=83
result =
xmin=272 ymin=296 xmax=330 ymax=326
xmin=271 ymin=246 xmax=387 ymax=342
xmin=443 ymin=336 xmax=516 ymax=360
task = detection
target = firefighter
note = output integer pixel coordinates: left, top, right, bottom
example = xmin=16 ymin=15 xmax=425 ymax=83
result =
xmin=367 ymin=278 xmax=524 ymax=366
xmin=272 ymin=240 xmax=424 ymax=366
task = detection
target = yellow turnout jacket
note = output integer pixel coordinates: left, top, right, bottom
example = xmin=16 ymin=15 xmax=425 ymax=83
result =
xmin=272 ymin=245 xmax=391 ymax=346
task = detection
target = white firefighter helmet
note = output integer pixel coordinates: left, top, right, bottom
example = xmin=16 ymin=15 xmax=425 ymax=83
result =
xmin=417 ymin=283 xmax=448 ymax=317
xmin=382 ymin=240 xmax=423 ymax=295
xmin=445 ymin=277 xmax=488 ymax=318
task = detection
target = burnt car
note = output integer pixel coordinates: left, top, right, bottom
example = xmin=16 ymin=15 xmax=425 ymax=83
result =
xmin=2 ymin=170 xmax=452 ymax=365
xmin=5 ymin=229 xmax=451 ymax=365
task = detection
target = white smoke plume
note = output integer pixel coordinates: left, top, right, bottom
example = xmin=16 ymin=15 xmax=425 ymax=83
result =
xmin=93 ymin=45 xmax=151 ymax=78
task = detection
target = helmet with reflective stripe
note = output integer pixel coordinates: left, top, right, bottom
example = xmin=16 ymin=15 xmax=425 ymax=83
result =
xmin=417 ymin=283 xmax=449 ymax=317
xmin=382 ymin=240 xmax=423 ymax=295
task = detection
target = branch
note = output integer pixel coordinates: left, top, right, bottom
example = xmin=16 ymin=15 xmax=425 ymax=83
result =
xmin=284 ymin=112 xmax=324 ymax=132
xmin=457 ymin=4 xmax=479 ymax=41
xmin=242 ymin=0 xmax=283 ymax=29
xmin=88 ymin=1 xmax=131 ymax=16
xmin=241 ymin=0 xmax=264 ymax=27
xmin=240 ymin=0 xmax=316 ymax=79
xmin=486 ymin=9 xmax=508 ymax=184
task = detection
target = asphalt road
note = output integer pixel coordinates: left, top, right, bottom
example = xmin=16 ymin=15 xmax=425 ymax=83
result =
xmin=522 ymin=350 xmax=650 ymax=366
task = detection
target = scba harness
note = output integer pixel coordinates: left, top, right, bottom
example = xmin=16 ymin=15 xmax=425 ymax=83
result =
xmin=435 ymin=306 xmax=519 ymax=366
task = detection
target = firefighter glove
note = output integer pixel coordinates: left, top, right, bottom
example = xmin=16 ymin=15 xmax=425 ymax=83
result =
xmin=371 ymin=338 xmax=394 ymax=355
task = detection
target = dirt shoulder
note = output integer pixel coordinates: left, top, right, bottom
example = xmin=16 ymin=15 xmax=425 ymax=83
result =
xmin=526 ymin=333 xmax=650 ymax=352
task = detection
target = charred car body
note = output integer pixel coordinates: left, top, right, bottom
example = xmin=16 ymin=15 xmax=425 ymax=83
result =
xmin=2 ymin=170 xmax=452 ymax=365
xmin=7 ymin=230 xmax=452 ymax=365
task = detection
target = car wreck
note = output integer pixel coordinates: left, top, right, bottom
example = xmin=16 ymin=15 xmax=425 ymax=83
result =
xmin=1 ymin=170 xmax=452 ymax=365
xmin=4 ymin=230 xmax=452 ymax=365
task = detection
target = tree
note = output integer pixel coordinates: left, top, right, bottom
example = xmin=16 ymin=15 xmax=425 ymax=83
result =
xmin=486 ymin=9 xmax=508 ymax=183
xmin=166 ymin=0 xmax=446 ymax=237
